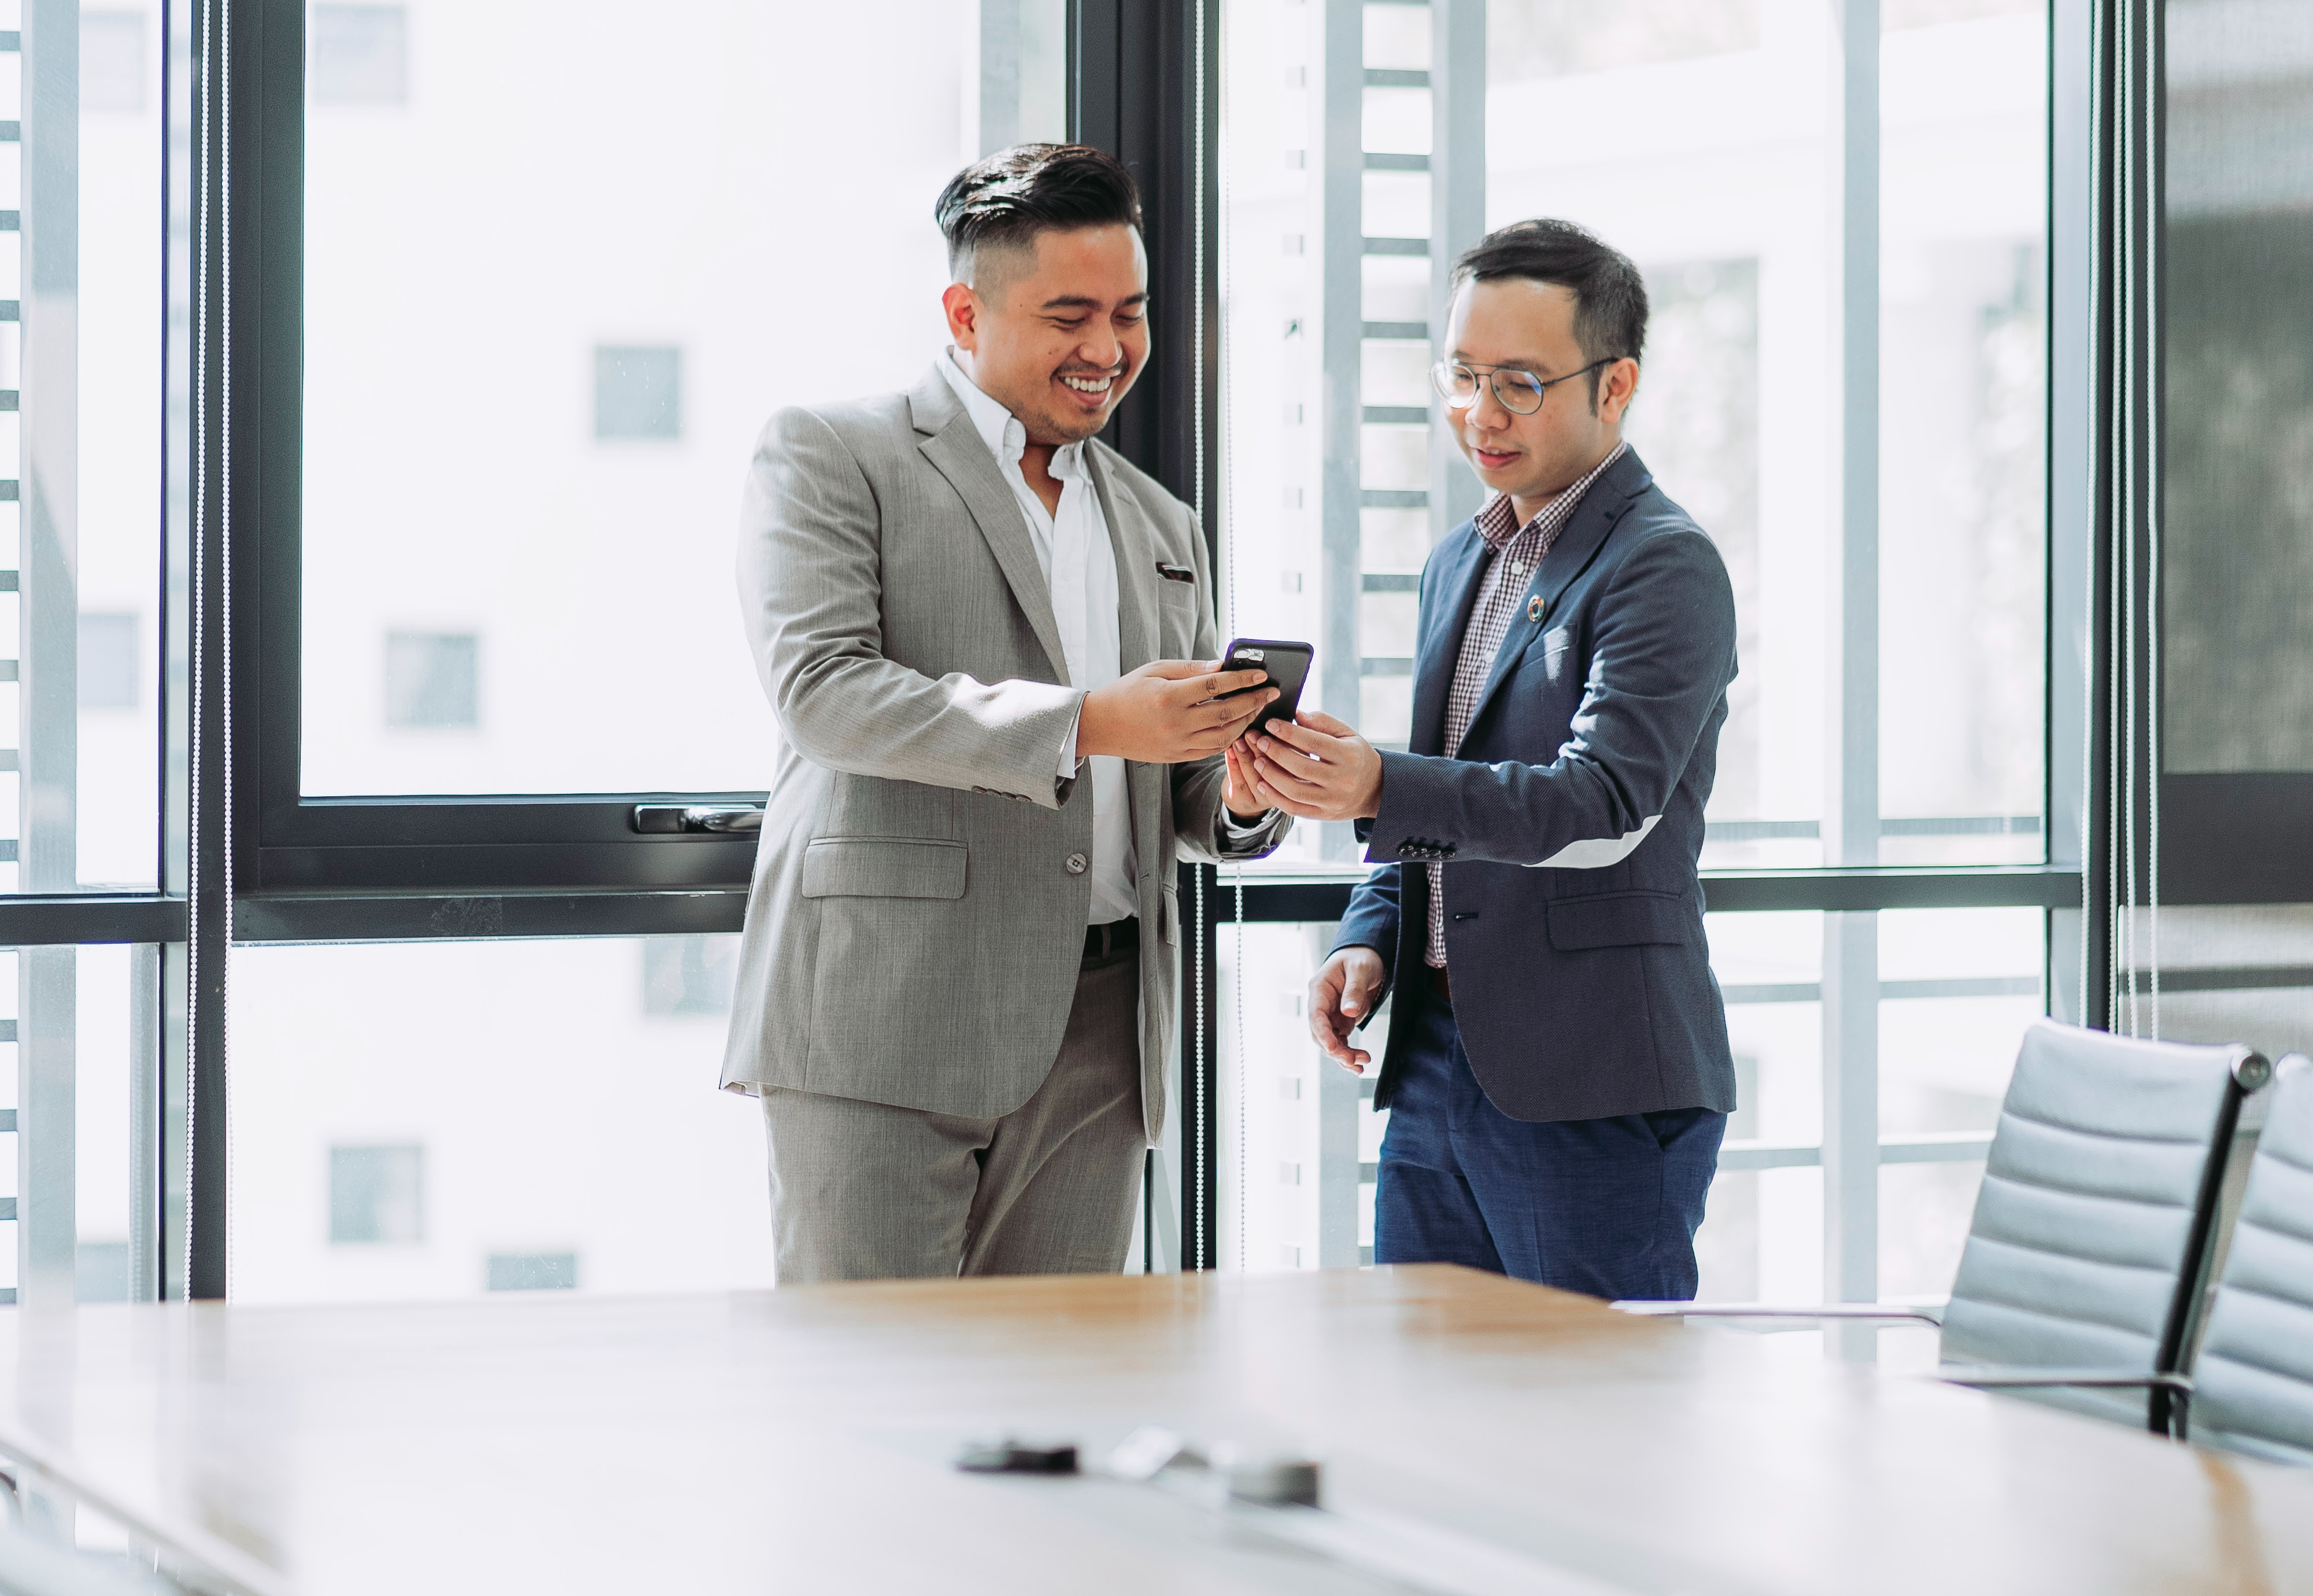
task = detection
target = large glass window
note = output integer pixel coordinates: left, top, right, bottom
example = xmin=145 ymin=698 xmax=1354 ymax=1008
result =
xmin=152 ymin=0 xmax=2105 ymax=1307
xmin=296 ymin=0 xmax=1068 ymax=797
xmin=3 ymin=0 xmax=184 ymax=1309
xmin=1 ymin=944 xmax=160 ymax=1305
xmin=1221 ymin=0 xmax=2046 ymax=872
xmin=229 ymin=937 xmax=773 ymax=1302
xmin=3 ymin=0 xmax=172 ymax=891
xmin=1212 ymin=906 xmax=2040 ymax=1294
xmin=1210 ymin=0 xmax=2053 ymax=1324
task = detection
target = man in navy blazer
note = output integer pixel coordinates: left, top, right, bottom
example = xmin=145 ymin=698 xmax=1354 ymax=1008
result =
xmin=1235 ymin=220 xmax=1738 ymax=1300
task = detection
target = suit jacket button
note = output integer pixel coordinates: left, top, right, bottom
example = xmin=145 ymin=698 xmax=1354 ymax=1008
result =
xmin=1065 ymin=852 xmax=1089 ymax=875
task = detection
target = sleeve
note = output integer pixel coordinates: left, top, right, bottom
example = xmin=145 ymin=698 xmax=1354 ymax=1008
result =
xmin=1331 ymin=862 xmax=1404 ymax=1019
xmin=1169 ymin=501 xmax=1292 ymax=862
xmin=1362 ymin=527 xmax=1736 ymax=867
xmin=738 ymin=407 xmax=1085 ymax=808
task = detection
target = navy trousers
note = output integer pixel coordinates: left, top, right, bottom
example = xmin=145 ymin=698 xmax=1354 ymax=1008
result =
xmin=1373 ymin=989 xmax=1726 ymax=1300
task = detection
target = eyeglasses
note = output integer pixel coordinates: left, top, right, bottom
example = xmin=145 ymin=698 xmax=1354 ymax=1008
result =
xmin=1429 ymin=358 xmax=1611 ymax=416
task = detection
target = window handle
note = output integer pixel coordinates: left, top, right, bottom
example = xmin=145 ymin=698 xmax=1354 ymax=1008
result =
xmin=631 ymin=804 xmax=764 ymax=835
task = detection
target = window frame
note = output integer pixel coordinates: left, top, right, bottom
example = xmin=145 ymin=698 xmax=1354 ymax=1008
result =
xmin=182 ymin=0 xmax=2110 ymax=1293
xmin=220 ymin=0 xmax=2087 ymax=937
xmin=219 ymin=0 xmax=1229 ymax=937
xmin=1173 ymin=0 xmax=2098 ymax=1273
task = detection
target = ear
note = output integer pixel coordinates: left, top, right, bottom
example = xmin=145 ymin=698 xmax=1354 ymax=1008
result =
xmin=941 ymin=282 xmax=980 ymax=350
xmin=1599 ymin=356 xmax=1640 ymax=424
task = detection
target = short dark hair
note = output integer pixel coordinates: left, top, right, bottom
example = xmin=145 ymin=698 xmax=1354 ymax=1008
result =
xmin=1451 ymin=219 xmax=1648 ymax=405
xmin=934 ymin=143 xmax=1144 ymax=283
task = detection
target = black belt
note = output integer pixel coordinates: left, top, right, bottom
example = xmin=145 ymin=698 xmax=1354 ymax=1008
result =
xmin=1084 ymin=917 xmax=1140 ymax=960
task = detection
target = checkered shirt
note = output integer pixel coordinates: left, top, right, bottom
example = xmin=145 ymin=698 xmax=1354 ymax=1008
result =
xmin=1425 ymin=443 xmax=1628 ymax=967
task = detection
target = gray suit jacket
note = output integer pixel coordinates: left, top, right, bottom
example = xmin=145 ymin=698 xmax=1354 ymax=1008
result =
xmin=719 ymin=365 xmax=1289 ymax=1139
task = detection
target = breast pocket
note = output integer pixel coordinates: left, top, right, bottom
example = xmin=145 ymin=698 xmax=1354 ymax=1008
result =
xmin=1156 ymin=578 xmax=1203 ymax=652
xmin=1540 ymin=625 xmax=1577 ymax=685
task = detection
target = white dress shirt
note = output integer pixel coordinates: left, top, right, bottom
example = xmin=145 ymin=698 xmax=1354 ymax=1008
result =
xmin=940 ymin=350 xmax=1139 ymax=926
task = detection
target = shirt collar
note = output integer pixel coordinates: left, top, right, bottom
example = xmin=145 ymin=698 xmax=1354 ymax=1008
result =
xmin=939 ymin=347 xmax=1085 ymax=479
xmin=1474 ymin=440 xmax=1628 ymax=552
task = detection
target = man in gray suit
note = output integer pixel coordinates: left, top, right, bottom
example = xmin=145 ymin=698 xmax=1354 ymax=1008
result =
xmin=722 ymin=145 xmax=1291 ymax=1283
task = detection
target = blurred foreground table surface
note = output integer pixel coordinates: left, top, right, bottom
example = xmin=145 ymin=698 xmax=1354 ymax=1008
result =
xmin=1 ymin=1265 xmax=2309 ymax=1595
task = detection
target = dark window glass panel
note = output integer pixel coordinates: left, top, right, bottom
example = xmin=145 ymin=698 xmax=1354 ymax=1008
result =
xmin=2164 ymin=0 xmax=2313 ymax=774
xmin=329 ymin=1145 xmax=426 ymax=1244
xmin=2118 ymin=904 xmax=2313 ymax=1059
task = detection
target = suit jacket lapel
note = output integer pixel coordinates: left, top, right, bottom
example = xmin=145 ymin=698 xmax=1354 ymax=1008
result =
xmin=1460 ymin=448 xmax=1653 ymax=742
xmin=909 ymin=367 xmax=1069 ymax=685
xmin=1412 ymin=528 xmax=1490 ymax=757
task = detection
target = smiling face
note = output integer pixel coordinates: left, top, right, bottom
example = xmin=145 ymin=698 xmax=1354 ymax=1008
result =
xmin=1445 ymin=275 xmax=1639 ymax=511
xmin=942 ymin=223 xmax=1149 ymax=445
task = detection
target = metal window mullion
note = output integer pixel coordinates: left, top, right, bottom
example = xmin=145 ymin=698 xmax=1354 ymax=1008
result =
xmin=154 ymin=0 xmax=197 ymax=1302
xmin=2045 ymin=0 xmax=2098 ymax=1031
xmin=2142 ymin=0 xmax=2160 ymax=1039
xmin=1314 ymin=0 xmax=1362 ymax=862
xmin=2097 ymin=0 xmax=2156 ymax=1040
xmin=182 ymin=0 xmax=238 ymax=1301
xmin=128 ymin=943 xmax=161 ymax=1299
xmin=1821 ymin=0 xmax=1882 ymax=1360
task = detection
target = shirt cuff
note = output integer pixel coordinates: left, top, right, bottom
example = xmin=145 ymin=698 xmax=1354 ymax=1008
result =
xmin=1218 ymin=804 xmax=1274 ymax=839
xmin=1058 ymin=700 xmax=1084 ymax=780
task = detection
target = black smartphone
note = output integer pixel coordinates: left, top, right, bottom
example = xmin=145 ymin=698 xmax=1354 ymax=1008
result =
xmin=1216 ymin=638 xmax=1316 ymax=734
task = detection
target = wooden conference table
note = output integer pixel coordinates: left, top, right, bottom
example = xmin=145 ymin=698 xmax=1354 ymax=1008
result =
xmin=1 ymin=1266 xmax=2308 ymax=1595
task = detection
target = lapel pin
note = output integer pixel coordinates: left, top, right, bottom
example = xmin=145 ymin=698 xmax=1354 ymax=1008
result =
xmin=1528 ymin=595 xmax=1546 ymax=623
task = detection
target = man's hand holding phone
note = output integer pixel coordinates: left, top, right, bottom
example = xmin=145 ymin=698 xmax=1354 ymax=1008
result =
xmin=1237 ymin=710 xmax=1385 ymax=821
xmin=1077 ymin=660 xmax=1276 ymax=766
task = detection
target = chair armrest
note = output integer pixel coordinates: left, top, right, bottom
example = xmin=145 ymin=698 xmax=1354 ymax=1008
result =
xmin=1612 ymin=1301 xmax=1945 ymax=1327
xmin=1937 ymin=1366 xmax=2194 ymax=1440
xmin=1937 ymin=1366 xmax=2192 ymax=1392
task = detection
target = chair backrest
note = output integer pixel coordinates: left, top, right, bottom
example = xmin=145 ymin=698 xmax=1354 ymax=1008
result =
xmin=2190 ymin=1055 xmax=2313 ymax=1464
xmin=1939 ymin=1019 xmax=2268 ymax=1431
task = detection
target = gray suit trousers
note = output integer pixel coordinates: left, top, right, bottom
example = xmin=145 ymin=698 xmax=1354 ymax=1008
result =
xmin=759 ymin=947 xmax=1146 ymax=1282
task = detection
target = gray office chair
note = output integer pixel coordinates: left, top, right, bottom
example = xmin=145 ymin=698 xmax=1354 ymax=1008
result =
xmin=1617 ymin=1019 xmax=2271 ymax=1436
xmin=2183 ymin=1054 xmax=2313 ymax=1463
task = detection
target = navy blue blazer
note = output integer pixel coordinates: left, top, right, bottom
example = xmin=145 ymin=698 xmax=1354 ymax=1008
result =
xmin=1333 ymin=447 xmax=1738 ymax=1124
